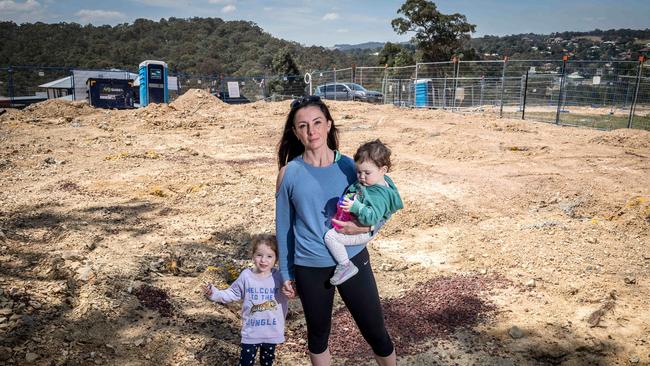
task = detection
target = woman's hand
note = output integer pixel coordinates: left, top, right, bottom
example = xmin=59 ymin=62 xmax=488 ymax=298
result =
xmin=282 ymin=280 xmax=296 ymax=299
xmin=331 ymin=218 xmax=371 ymax=235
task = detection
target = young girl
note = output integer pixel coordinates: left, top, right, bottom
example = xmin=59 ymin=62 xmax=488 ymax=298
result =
xmin=204 ymin=234 xmax=288 ymax=366
xmin=325 ymin=139 xmax=404 ymax=285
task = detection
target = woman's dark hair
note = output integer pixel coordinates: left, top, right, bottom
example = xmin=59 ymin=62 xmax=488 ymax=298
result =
xmin=354 ymin=139 xmax=392 ymax=172
xmin=277 ymin=96 xmax=339 ymax=169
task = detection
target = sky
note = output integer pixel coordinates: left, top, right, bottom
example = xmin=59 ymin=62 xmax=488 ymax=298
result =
xmin=1 ymin=0 xmax=649 ymax=47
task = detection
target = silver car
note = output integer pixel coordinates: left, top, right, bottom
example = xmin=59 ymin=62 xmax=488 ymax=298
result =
xmin=314 ymin=83 xmax=383 ymax=103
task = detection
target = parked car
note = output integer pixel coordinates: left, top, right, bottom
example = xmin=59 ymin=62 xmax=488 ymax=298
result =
xmin=314 ymin=82 xmax=383 ymax=103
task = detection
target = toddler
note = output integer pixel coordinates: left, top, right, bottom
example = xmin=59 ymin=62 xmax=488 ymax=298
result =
xmin=205 ymin=234 xmax=288 ymax=366
xmin=325 ymin=139 xmax=403 ymax=285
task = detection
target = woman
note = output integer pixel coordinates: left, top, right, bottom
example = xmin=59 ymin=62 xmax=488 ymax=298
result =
xmin=275 ymin=96 xmax=396 ymax=365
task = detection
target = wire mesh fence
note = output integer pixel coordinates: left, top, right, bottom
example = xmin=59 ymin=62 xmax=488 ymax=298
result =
xmin=308 ymin=67 xmax=353 ymax=101
xmin=265 ymin=74 xmax=307 ymax=101
xmin=354 ymin=66 xmax=385 ymax=93
xmin=378 ymin=58 xmax=649 ymax=131
xmin=1 ymin=58 xmax=648 ymax=130
xmin=633 ymin=62 xmax=650 ymax=130
xmin=0 ymin=66 xmax=306 ymax=106
xmin=175 ymin=73 xmax=218 ymax=99
xmin=218 ymin=75 xmax=305 ymax=102
xmin=382 ymin=65 xmax=416 ymax=106
xmin=0 ymin=66 xmax=72 ymax=107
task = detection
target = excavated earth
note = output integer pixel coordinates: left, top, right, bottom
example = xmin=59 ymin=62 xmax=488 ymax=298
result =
xmin=0 ymin=89 xmax=649 ymax=365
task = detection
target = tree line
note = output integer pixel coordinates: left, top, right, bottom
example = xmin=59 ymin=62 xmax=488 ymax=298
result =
xmin=0 ymin=17 xmax=362 ymax=77
xmin=1 ymin=0 xmax=648 ymax=78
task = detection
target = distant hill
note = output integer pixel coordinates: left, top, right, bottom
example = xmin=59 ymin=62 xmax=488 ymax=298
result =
xmin=333 ymin=42 xmax=385 ymax=51
xmin=1 ymin=17 xmax=648 ymax=79
xmin=471 ymin=28 xmax=650 ymax=61
xmin=332 ymin=28 xmax=650 ymax=61
xmin=0 ymin=17 xmax=370 ymax=76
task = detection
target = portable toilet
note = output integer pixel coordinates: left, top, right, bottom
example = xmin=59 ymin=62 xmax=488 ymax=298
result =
xmin=138 ymin=60 xmax=168 ymax=106
xmin=414 ymin=79 xmax=431 ymax=108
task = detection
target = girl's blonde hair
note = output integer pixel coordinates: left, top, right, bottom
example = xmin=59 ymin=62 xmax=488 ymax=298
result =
xmin=250 ymin=234 xmax=278 ymax=259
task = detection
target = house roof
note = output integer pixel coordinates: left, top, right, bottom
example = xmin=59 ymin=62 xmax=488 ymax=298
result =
xmin=39 ymin=76 xmax=72 ymax=89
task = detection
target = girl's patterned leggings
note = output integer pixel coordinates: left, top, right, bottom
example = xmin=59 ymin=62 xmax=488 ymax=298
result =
xmin=238 ymin=343 xmax=276 ymax=366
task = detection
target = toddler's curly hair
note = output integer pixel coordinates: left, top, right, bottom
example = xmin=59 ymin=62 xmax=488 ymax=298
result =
xmin=353 ymin=139 xmax=392 ymax=172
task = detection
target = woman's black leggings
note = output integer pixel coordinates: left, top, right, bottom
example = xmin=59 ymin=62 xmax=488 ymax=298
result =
xmin=294 ymin=248 xmax=394 ymax=357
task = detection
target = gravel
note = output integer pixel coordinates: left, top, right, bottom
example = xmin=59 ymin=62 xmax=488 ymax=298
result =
xmin=290 ymin=274 xmax=508 ymax=362
xmin=133 ymin=284 xmax=174 ymax=317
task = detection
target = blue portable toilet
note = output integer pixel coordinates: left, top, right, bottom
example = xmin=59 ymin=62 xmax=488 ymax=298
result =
xmin=138 ymin=60 xmax=168 ymax=106
xmin=415 ymin=79 xmax=430 ymax=108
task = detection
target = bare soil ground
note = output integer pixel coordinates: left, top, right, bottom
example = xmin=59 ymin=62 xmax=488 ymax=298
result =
xmin=1 ymin=90 xmax=649 ymax=365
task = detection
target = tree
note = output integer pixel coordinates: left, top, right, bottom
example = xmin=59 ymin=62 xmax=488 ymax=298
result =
xmin=391 ymin=0 xmax=476 ymax=62
xmin=394 ymin=49 xmax=415 ymax=66
xmin=378 ymin=42 xmax=414 ymax=67
xmin=378 ymin=42 xmax=402 ymax=66
xmin=269 ymin=48 xmax=302 ymax=96
xmin=271 ymin=48 xmax=300 ymax=76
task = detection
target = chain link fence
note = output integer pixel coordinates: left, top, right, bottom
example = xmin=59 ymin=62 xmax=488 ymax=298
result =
xmin=634 ymin=62 xmax=650 ymax=130
xmin=354 ymin=66 xmax=385 ymax=94
xmin=2 ymin=58 xmax=648 ymax=130
xmin=0 ymin=66 xmax=71 ymax=107
xmin=302 ymin=59 xmax=648 ymax=131
xmin=0 ymin=66 xmax=305 ymax=106
xmin=352 ymin=58 xmax=648 ymax=131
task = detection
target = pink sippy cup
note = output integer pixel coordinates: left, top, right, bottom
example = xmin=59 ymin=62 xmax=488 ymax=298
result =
xmin=332 ymin=193 xmax=354 ymax=230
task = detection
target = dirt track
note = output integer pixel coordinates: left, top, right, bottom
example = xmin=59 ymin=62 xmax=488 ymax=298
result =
xmin=1 ymin=90 xmax=649 ymax=365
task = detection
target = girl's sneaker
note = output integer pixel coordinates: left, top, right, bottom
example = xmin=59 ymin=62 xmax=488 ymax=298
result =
xmin=330 ymin=262 xmax=359 ymax=285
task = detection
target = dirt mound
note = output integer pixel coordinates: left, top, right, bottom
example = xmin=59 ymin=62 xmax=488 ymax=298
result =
xmin=589 ymin=128 xmax=650 ymax=149
xmin=170 ymin=88 xmax=227 ymax=113
xmin=135 ymin=102 xmax=175 ymax=118
xmin=129 ymin=89 xmax=229 ymax=129
xmin=20 ymin=99 xmax=97 ymax=119
xmin=0 ymin=108 xmax=20 ymax=120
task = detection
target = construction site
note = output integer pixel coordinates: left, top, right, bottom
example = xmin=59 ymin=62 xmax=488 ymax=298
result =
xmin=0 ymin=89 xmax=649 ymax=365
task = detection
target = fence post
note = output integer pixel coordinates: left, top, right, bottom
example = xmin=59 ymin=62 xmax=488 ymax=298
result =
xmin=220 ymin=74 xmax=225 ymax=100
xmin=381 ymin=64 xmax=388 ymax=104
xmin=518 ymin=74 xmax=524 ymax=111
xmin=397 ymin=79 xmax=401 ymax=106
xmin=8 ymin=66 xmax=14 ymax=104
xmin=522 ymin=69 xmax=529 ymax=120
xmin=478 ymin=75 xmax=485 ymax=111
xmin=443 ymin=77 xmax=447 ymax=110
xmin=555 ymin=55 xmax=569 ymax=124
xmin=415 ymin=62 xmax=419 ymax=81
xmin=452 ymin=57 xmax=459 ymax=110
xmin=333 ymin=66 xmax=337 ymax=101
xmin=499 ymin=57 xmax=508 ymax=117
xmin=70 ymin=69 xmax=76 ymax=101
xmin=627 ymin=55 xmax=646 ymax=129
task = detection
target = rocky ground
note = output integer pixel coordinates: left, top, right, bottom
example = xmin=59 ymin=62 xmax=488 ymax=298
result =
xmin=0 ymin=90 xmax=649 ymax=365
